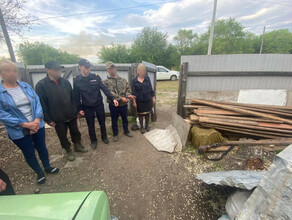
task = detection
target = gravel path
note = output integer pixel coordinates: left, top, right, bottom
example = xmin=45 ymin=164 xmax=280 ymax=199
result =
xmin=0 ymin=104 xmax=230 ymax=219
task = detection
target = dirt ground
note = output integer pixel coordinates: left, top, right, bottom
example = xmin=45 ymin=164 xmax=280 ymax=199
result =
xmin=0 ymin=81 xmax=275 ymax=219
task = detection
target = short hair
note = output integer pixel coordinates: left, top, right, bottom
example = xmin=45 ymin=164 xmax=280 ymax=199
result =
xmin=0 ymin=59 xmax=18 ymax=74
xmin=137 ymin=63 xmax=146 ymax=74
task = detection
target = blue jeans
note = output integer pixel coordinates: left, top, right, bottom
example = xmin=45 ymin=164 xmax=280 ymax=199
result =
xmin=12 ymin=127 xmax=51 ymax=175
xmin=109 ymin=104 xmax=129 ymax=135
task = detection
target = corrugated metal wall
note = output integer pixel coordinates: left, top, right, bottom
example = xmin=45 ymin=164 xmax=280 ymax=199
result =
xmin=23 ymin=63 xmax=156 ymax=115
xmin=181 ymin=54 xmax=292 ymax=72
xmin=181 ymin=54 xmax=292 ymax=92
xmin=177 ymin=54 xmax=292 ymax=115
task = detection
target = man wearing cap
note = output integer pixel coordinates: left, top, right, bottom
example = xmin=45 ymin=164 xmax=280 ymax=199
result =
xmin=73 ymin=59 xmax=119 ymax=149
xmin=104 ymin=62 xmax=134 ymax=142
xmin=36 ymin=61 xmax=87 ymax=162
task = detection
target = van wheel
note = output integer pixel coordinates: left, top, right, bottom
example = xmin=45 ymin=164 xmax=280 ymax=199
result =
xmin=170 ymin=75 xmax=177 ymax=81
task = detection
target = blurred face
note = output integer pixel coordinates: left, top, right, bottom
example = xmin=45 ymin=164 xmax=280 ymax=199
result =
xmin=47 ymin=68 xmax=62 ymax=80
xmin=0 ymin=64 xmax=18 ymax=83
xmin=78 ymin=65 xmax=90 ymax=76
xmin=137 ymin=67 xmax=146 ymax=78
xmin=107 ymin=66 xmax=117 ymax=77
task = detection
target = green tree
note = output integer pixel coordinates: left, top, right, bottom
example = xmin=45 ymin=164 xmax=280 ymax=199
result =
xmin=17 ymin=41 xmax=79 ymax=65
xmin=130 ymin=27 xmax=174 ymax=68
xmin=254 ymin=29 xmax=292 ymax=54
xmin=99 ymin=44 xmax=133 ymax=63
xmin=173 ymin=29 xmax=198 ymax=55
xmin=198 ymin=18 xmax=256 ymax=54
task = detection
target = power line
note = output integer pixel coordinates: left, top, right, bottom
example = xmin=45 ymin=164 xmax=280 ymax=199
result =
xmin=32 ymin=0 xmax=180 ymax=21
xmin=247 ymin=0 xmax=292 ymax=7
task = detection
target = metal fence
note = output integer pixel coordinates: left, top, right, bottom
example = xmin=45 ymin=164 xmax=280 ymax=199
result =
xmin=18 ymin=63 xmax=157 ymax=116
xmin=177 ymin=54 xmax=292 ymax=117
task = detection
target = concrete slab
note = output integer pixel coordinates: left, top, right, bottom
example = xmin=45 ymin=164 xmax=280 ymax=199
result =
xmin=171 ymin=113 xmax=190 ymax=149
xmin=165 ymin=125 xmax=182 ymax=152
xmin=144 ymin=129 xmax=177 ymax=153
xmin=63 ymin=157 xmax=84 ymax=168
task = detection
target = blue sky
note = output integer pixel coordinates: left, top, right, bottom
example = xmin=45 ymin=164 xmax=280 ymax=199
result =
xmin=1 ymin=0 xmax=292 ymax=62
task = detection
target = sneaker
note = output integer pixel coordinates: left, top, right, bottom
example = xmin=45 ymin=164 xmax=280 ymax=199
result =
xmin=74 ymin=143 xmax=88 ymax=153
xmin=45 ymin=167 xmax=60 ymax=174
xmin=37 ymin=173 xmax=46 ymax=185
xmin=145 ymin=127 xmax=150 ymax=132
xmin=124 ymin=132 xmax=133 ymax=137
xmin=140 ymin=128 xmax=146 ymax=134
xmin=66 ymin=149 xmax=75 ymax=161
xmin=91 ymin=141 xmax=98 ymax=149
xmin=113 ymin=135 xmax=119 ymax=142
xmin=102 ymin=138 xmax=109 ymax=145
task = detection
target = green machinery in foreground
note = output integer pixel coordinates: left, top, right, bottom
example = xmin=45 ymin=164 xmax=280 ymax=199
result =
xmin=0 ymin=191 xmax=117 ymax=220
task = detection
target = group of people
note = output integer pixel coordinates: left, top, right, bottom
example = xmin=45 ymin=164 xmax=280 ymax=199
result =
xmin=0 ymin=58 xmax=155 ymax=192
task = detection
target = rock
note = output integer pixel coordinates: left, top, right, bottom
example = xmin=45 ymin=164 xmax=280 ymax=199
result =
xmin=63 ymin=157 xmax=84 ymax=168
xmin=237 ymin=144 xmax=292 ymax=220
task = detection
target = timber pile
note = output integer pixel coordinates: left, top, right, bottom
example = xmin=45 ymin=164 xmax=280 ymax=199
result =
xmin=184 ymin=99 xmax=292 ymax=139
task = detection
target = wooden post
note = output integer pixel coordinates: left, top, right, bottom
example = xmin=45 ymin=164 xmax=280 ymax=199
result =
xmin=128 ymin=64 xmax=136 ymax=117
xmin=177 ymin=62 xmax=188 ymax=117
xmin=0 ymin=8 xmax=16 ymax=62
xmin=18 ymin=67 xmax=33 ymax=87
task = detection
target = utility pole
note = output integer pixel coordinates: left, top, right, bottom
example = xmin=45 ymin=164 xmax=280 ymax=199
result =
xmin=0 ymin=7 xmax=16 ymax=62
xmin=207 ymin=0 xmax=218 ymax=55
xmin=259 ymin=26 xmax=266 ymax=54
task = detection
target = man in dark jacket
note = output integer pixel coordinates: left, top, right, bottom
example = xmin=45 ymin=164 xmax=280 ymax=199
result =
xmin=104 ymin=62 xmax=134 ymax=142
xmin=36 ymin=61 xmax=87 ymax=161
xmin=73 ymin=59 xmax=118 ymax=149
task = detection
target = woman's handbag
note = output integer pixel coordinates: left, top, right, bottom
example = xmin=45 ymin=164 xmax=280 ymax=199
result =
xmin=151 ymin=102 xmax=157 ymax=122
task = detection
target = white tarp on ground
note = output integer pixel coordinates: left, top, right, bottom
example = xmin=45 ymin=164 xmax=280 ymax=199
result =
xmin=196 ymin=170 xmax=266 ymax=190
xmin=225 ymin=190 xmax=252 ymax=220
xmin=144 ymin=113 xmax=190 ymax=153
xmin=237 ymin=144 xmax=292 ymax=220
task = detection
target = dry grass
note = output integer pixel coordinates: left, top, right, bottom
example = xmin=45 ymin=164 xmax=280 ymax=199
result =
xmin=156 ymin=80 xmax=179 ymax=105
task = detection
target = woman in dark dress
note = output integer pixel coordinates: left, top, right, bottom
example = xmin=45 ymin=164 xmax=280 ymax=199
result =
xmin=132 ymin=64 xmax=156 ymax=134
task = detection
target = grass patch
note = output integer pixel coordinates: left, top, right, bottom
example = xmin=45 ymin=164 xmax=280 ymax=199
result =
xmin=156 ymin=80 xmax=179 ymax=93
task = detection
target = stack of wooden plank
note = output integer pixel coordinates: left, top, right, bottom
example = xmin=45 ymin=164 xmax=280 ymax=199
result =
xmin=184 ymin=99 xmax=292 ymax=139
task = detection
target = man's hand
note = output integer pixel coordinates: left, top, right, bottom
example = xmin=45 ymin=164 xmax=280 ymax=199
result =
xmin=79 ymin=111 xmax=85 ymax=117
xmin=0 ymin=179 xmax=7 ymax=192
xmin=49 ymin=122 xmax=56 ymax=127
xmin=127 ymin=95 xmax=136 ymax=100
xmin=152 ymin=97 xmax=156 ymax=104
xmin=133 ymin=99 xmax=137 ymax=108
xmin=113 ymin=99 xmax=119 ymax=107
xmin=120 ymin=97 xmax=129 ymax=104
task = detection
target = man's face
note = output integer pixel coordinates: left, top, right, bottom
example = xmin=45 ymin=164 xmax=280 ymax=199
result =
xmin=47 ymin=68 xmax=62 ymax=79
xmin=107 ymin=66 xmax=116 ymax=76
xmin=79 ymin=65 xmax=90 ymax=75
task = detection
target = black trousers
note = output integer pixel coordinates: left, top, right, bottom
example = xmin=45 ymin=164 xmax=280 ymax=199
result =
xmin=0 ymin=169 xmax=15 ymax=196
xmin=84 ymin=104 xmax=107 ymax=142
xmin=55 ymin=117 xmax=81 ymax=150
xmin=109 ymin=104 xmax=129 ymax=135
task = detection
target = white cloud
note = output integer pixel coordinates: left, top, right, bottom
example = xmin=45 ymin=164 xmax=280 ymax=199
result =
xmin=1 ymin=0 xmax=292 ymax=59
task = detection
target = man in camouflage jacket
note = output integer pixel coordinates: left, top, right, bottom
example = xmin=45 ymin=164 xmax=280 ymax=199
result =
xmin=104 ymin=62 xmax=135 ymax=142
